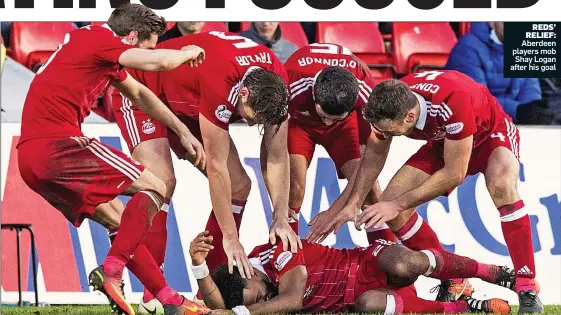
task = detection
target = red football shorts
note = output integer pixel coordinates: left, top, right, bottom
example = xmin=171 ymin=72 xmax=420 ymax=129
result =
xmin=166 ymin=115 xmax=203 ymax=160
xmin=288 ymin=111 xmax=369 ymax=179
xmin=406 ymin=117 xmax=521 ymax=180
xmin=354 ymin=239 xmax=417 ymax=299
xmin=113 ymin=100 xmax=167 ymax=153
xmin=18 ymin=136 xmax=145 ymax=227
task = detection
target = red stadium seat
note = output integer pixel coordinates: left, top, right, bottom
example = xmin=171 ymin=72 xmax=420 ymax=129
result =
xmin=240 ymin=22 xmax=309 ymax=48
xmin=459 ymin=22 xmax=471 ymax=37
xmin=316 ymin=22 xmax=395 ymax=84
xmin=9 ymin=22 xmax=75 ymax=71
xmin=391 ymin=22 xmax=458 ymax=74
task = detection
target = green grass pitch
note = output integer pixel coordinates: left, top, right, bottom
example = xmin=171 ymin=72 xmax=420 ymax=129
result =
xmin=2 ymin=305 xmax=561 ymax=314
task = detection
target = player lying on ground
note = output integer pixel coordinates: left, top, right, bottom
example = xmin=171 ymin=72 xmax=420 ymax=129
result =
xmin=283 ymin=44 xmax=389 ymax=242
xmin=111 ymin=30 xmax=301 ymax=307
xmin=306 ymin=70 xmax=543 ymax=315
xmin=17 ymin=4 xmax=209 ymax=315
xmin=189 ymin=231 xmax=514 ymax=315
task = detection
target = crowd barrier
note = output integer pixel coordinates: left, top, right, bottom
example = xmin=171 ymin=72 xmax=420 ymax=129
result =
xmin=1 ymin=123 xmax=560 ymax=305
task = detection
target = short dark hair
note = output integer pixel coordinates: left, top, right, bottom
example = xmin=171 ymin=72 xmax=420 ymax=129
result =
xmin=244 ymin=69 xmax=289 ymax=128
xmin=363 ymin=79 xmax=417 ymax=123
xmin=211 ymin=264 xmax=246 ymax=309
xmin=107 ymin=3 xmax=167 ymax=41
xmin=314 ymin=66 xmax=359 ymax=116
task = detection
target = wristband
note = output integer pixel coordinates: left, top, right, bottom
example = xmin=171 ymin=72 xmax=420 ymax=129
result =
xmin=232 ymin=305 xmax=251 ymax=315
xmin=191 ymin=260 xmax=210 ymax=280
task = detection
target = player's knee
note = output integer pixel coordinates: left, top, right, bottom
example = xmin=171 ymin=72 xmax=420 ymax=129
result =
xmin=355 ymin=291 xmax=388 ymax=313
xmin=486 ymin=177 xmax=516 ymax=202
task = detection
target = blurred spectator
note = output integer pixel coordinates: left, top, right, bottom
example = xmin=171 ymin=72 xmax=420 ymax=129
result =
xmin=445 ymin=22 xmax=551 ymax=124
xmin=300 ymin=22 xmax=317 ymax=44
xmin=540 ymin=78 xmax=561 ymax=125
xmin=239 ymin=22 xmax=298 ymax=63
xmin=73 ymin=22 xmax=91 ymax=28
xmin=1 ymin=22 xmax=11 ymax=46
xmin=158 ymin=22 xmax=205 ymax=43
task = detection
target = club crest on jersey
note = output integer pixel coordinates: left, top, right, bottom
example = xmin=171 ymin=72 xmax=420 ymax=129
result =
xmin=142 ymin=119 xmax=156 ymax=135
xmin=445 ymin=122 xmax=464 ymax=135
xmin=274 ymin=251 xmax=293 ymax=271
xmin=215 ymin=105 xmax=232 ymax=123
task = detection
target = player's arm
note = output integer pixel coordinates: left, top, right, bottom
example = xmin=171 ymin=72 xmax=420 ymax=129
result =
xmin=338 ymin=132 xmax=392 ymax=213
xmin=246 ymin=266 xmax=308 ymax=314
xmin=392 ymin=136 xmax=473 ymax=211
xmin=118 ymin=46 xmax=205 ymax=72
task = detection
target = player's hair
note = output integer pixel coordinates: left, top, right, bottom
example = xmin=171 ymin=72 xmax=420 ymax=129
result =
xmin=107 ymin=3 xmax=167 ymax=41
xmin=314 ymin=66 xmax=360 ymax=116
xmin=244 ymin=69 xmax=289 ymax=130
xmin=363 ymin=79 xmax=417 ymax=123
xmin=211 ymin=265 xmax=246 ymax=309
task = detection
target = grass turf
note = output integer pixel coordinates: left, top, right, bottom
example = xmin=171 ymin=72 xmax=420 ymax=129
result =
xmin=2 ymin=305 xmax=561 ymax=314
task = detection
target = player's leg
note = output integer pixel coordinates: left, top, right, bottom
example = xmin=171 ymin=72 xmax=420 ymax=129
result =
xmin=481 ymin=122 xmax=543 ymax=314
xmin=355 ymin=287 xmax=510 ymax=314
xmin=287 ymin=120 xmax=315 ymax=234
xmin=202 ymin=137 xmax=252 ymax=273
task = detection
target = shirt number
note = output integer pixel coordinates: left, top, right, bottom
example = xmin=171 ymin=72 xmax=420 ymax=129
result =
xmin=209 ymin=31 xmax=259 ymax=49
xmin=414 ymin=70 xmax=444 ymax=81
xmin=308 ymin=43 xmax=352 ymax=56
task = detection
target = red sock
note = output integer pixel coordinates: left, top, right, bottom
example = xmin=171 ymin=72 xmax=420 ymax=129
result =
xmin=109 ymin=230 xmax=175 ymax=305
xmin=289 ymin=207 xmax=300 ymax=234
xmin=104 ymin=191 xmax=161 ymax=278
xmin=395 ymin=213 xmax=444 ymax=251
xmin=397 ymin=289 xmax=469 ymax=314
xmin=155 ymin=285 xmax=183 ymax=306
xmin=141 ymin=204 xmax=168 ymax=302
xmin=366 ymin=223 xmax=398 ymax=244
xmin=422 ymin=249 xmax=501 ymax=283
xmin=498 ymin=200 xmax=537 ymax=293
xmin=204 ymin=199 xmax=246 ymax=273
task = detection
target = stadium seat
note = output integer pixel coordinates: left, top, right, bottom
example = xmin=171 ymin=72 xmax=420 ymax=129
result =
xmin=316 ymin=22 xmax=395 ymax=84
xmin=201 ymin=22 xmax=228 ymax=32
xmin=391 ymin=22 xmax=458 ymax=74
xmin=459 ymin=22 xmax=471 ymax=37
xmin=9 ymin=22 xmax=75 ymax=72
xmin=240 ymin=22 xmax=309 ymax=48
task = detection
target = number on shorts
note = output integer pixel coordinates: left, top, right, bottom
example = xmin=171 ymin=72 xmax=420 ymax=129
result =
xmin=36 ymin=33 xmax=71 ymax=74
xmin=209 ymin=31 xmax=259 ymax=49
xmin=414 ymin=70 xmax=444 ymax=81
xmin=491 ymin=132 xmax=506 ymax=142
xmin=308 ymin=43 xmax=352 ymax=56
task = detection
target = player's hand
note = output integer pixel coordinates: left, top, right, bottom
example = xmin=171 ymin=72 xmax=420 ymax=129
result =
xmin=355 ymin=201 xmax=400 ymax=231
xmin=223 ymin=237 xmax=254 ymax=280
xmin=189 ymin=231 xmax=214 ymax=266
xmin=306 ymin=205 xmax=359 ymax=244
xmin=269 ymin=216 xmax=302 ymax=253
xmin=180 ymin=132 xmax=206 ymax=170
xmin=181 ymin=45 xmax=205 ymax=67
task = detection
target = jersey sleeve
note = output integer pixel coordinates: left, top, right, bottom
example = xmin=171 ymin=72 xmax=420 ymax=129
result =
xmin=354 ymin=56 xmax=376 ymax=109
xmin=268 ymin=239 xmax=306 ymax=280
xmin=441 ymin=91 xmax=477 ymax=141
xmin=110 ymin=69 xmax=128 ymax=83
xmin=93 ymin=31 xmax=135 ymax=65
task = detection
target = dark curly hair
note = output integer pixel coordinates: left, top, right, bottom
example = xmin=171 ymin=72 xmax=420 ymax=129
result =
xmin=314 ymin=66 xmax=360 ymax=116
xmin=243 ymin=69 xmax=289 ymax=129
xmin=211 ymin=264 xmax=247 ymax=309
xmin=107 ymin=3 xmax=167 ymax=41
xmin=363 ymin=79 xmax=417 ymax=123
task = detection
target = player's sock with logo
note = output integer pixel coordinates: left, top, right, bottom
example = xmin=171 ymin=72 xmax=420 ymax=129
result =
xmin=204 ymin=199 xmax=246 ymax=273
xmin=366 ymin=223 xmax=398 ymax=244
xmin=421 ymin=249 xmax=501 ymax=284
xmin=289 ymin=206 xmax=300 ymax=234
xmin=103 ymin=191 xmax=162 ymax=278
xmin=498 ymin=200 xmax=537 ymax=293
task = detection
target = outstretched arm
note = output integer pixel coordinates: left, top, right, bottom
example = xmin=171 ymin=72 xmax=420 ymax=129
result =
xmin=118 ymin=45 xmax=205 ymax=72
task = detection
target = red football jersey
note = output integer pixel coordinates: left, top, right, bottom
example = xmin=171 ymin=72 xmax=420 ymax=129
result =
xmin=285 ymin=43 xmax=375 ymax=127
xmin=249 ymin=240 xmax=364 ymax=313
xmin=122 ymin=31 xmax=289 ymax=131
xmin=374 ymin=70 xmax=511 ymax=148
xmin=19 ymin=24 xmax=133 ymax=145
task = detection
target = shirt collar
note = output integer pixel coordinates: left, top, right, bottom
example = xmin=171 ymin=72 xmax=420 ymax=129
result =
xmin=413 ymin=91 xmax=428 ymax=130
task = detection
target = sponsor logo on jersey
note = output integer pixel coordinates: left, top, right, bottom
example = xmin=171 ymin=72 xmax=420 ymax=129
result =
xmin=274 ymin=251 xmax=293 ymax=271
xmin=142 ymin=119 xmax=156 ymax=135
xmin=445 ymin=122 xmax=464 ymax=135
xmin=215 ymin=105 xmax=232 ymax=123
